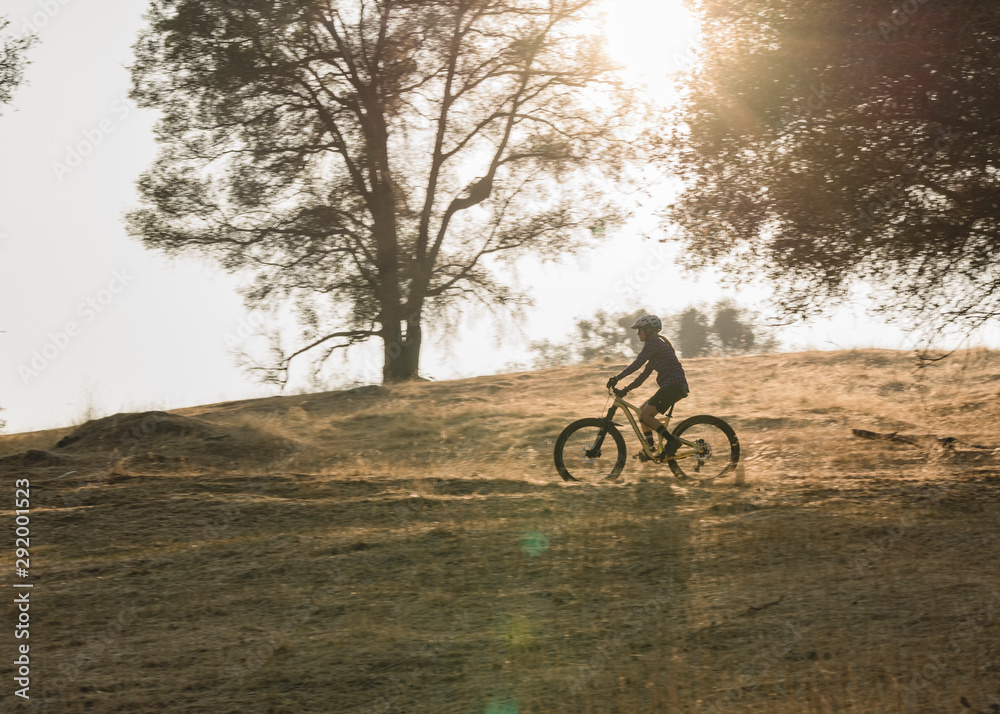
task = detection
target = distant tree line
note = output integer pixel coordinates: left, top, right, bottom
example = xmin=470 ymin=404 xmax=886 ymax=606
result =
xmin=521 ymin=303 xmax=779 ymax=369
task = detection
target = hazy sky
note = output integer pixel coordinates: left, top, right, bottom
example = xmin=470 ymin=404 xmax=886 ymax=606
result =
xmin=0 ymin=0 xmax=953 ymax=435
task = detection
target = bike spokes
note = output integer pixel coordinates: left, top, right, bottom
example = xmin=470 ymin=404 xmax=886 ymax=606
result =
xmin=667 ymin=416 xmax=739 ymax=482
xmin=554 ymin=418 xmax=627 ymax=482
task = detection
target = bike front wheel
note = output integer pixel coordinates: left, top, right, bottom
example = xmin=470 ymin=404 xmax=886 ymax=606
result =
xmin=554 ymin=418 xmax=627 ymax=483
xmin=667 ymin=415 xmax=740 ymax=483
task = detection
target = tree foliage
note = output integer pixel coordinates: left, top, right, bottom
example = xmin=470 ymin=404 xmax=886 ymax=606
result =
xmin=524 ymin=309 xmax=638 ymax=369
xmin=0 ymin=17 xmax=34 ymax=114
xmin=675 ymin=306 xmax=710 ymax=358
xmin=711 ymin=299 xmax=763 ymax=355
xmin=0 ymin=16 xmax=34 ymax=430
xmin=128 ymin=0 xmax=646 ymax=384
xmin=668 ymin=0 xmax=1000 ymax=342
xmin=574 ymin=308 xmax=649 ymax=362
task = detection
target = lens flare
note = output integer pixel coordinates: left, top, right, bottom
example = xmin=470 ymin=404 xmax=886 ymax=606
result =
xmin=519 ymin=530 xmax=550 ymax=557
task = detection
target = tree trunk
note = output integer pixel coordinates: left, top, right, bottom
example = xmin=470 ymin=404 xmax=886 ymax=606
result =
xmin=382 ymin=311 xmax=422 ymax=382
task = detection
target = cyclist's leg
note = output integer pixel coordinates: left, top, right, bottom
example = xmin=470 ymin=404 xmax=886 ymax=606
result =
xmin=645 ymin=385 xmax=688 ymax=455
xmin=636 ymin=399 xmax=656 ymax=452
xmin=639 ymin=401 xmax=662 ymax=432
xmin=638 ymin=399 xmax=655 ymax=436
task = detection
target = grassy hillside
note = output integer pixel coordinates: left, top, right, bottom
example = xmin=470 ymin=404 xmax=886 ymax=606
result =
xmin=2 ymin=350 xmax=1000 ymax=713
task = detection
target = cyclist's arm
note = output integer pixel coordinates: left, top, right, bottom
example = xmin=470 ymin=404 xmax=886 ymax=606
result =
xmin=623 ymin=363 xmax=653 ymax=392
xmin=616 ymin=342 xmax=651 ymax=380
xmin=615 ymin=342 xmax=653 ymax=390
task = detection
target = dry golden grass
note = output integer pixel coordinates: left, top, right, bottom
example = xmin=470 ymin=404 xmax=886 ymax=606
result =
xmin=2 ymin=349 xmax=1000 ymax=713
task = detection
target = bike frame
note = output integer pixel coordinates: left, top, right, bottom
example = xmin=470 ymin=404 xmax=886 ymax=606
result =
xmin=601 ymin=390 xmax=696 ymax=463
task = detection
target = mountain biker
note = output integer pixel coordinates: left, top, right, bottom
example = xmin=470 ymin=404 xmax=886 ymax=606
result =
xmin=606 ymin=315 xmax=689 ymax=461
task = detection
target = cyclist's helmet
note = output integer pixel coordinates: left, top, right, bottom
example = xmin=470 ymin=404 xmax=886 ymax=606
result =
xmin=630 ymin=315 xmax=662 ymax=332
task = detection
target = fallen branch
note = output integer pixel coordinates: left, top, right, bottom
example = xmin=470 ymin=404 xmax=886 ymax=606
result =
xmin=852 ymin=430 xmax=994 ymax=452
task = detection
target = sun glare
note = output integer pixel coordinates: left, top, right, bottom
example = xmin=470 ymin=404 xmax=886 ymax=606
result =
xmin=601 ymin=0 xmax=700 ymax=102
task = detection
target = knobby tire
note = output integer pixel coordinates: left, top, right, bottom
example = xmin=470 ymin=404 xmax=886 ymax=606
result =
xmin=553 ymin=418 xmax=627 ymax=483
xmin=667 ymin=414 xmax=740 ymax=482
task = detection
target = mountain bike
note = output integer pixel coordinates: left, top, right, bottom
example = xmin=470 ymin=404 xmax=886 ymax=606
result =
xmin=554 ymin=386 xmax=740 ymax=484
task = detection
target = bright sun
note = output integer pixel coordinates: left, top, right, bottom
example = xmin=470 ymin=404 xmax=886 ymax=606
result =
xmin=601 ymin=0 xmax=700 ymax=102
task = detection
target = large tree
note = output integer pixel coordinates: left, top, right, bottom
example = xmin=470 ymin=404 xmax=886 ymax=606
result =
xmin=667 ymin=0 xmax=1000 ymax=343
xmin=128 ymin=0 xmax=645 ymax=384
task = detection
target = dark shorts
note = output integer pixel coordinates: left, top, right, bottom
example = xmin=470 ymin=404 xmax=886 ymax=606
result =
xmin=649 ymin=383 xmax=688 ymax=413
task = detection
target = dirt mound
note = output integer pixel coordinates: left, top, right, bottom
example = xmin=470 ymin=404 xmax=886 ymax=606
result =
xmin=53 ymin=411 xmax=297 ymax=467
xmin=55 ymin=411 xmax=219 ymax=450
xmin=0 ymin=448 xmax=73 ymax=470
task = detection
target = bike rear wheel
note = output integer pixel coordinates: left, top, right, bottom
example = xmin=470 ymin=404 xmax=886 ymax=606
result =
xmin=554 ymin=418 xmax=627 ymax=483
xmin=667 ymin=415 xmax=740 ymax=483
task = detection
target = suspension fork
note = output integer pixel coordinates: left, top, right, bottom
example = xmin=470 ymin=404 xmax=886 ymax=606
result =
xmin=601 ymin=404 xmax=619 ymax=432
xmin=587 ymin=404 xmax=619 ymax=457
